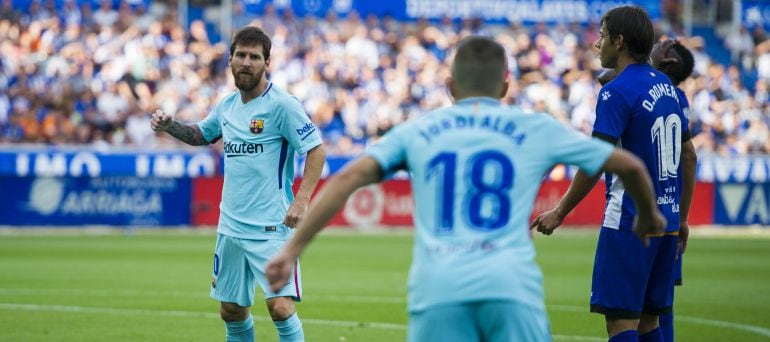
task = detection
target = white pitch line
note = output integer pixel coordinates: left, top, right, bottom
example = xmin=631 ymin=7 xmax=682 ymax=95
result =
xmin=0 ymin=303 xmax=606 ymax=340
xmin=2 ymin=289 xmax=769 ymax=339
xmin=0 ymin=303 xmax=405 ymax=330
xmin=549 ymin=304 xmax=770 ymax=339
xmin=0 ymin=288 xmax=406 ymax=303
xmin=0 ymin=288 xmax=202 ymax=298
xmin=677 ymin=315 xmax=770 ymax=338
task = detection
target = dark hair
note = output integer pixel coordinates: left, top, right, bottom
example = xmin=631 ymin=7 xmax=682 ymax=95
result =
xmin=230 ymin=26 xmax=272 ymax=61
xmin=451 ymin=36 xmax=507 ymax=96
xmin=601 ymin=6 xmax=654 ymax=63
xmin=661 ymin=42 xmax=694 ymax=85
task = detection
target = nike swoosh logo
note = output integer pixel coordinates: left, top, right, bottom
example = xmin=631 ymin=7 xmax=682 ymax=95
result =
xmin=223 ymin=121 xmax=229 ymax=126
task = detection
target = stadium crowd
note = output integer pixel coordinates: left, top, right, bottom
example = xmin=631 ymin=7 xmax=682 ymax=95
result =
xmin=1 ymin=0 xmax=769 ymax=155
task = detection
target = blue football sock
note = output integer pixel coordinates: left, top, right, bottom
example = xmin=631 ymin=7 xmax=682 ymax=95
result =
xmin=274 ymin=313 xmax=304 ymax=342
xmin=659 ymin=312 xmax=674 ymax=342
xmin=609 ymin=330 xmax=638 ymax=342
xmin=639 ymin=327 xmax=663 ymax=342
xmin=225 ymin=315 xmax=254 ymax=342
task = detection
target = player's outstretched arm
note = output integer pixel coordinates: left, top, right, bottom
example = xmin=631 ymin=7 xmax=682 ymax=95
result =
xmin=602 ymin=149 xmax=666 ymax=245
xmin=531 ymin=169 xmax=603 ymax=235
xmin=150 ymin=109 xmax=209 ymax=146
xmin=678 ymin=139 xmax=697 ymax=254
xmin=284 ymin=144 xmax=327 ymax=228
xmin=266 ymin=156 xmax=383 ymax=292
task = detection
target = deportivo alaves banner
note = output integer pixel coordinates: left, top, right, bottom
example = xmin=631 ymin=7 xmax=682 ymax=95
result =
xmin=0 ymin=148 xmax=768 ymax=182
xmin=0 ymin=177 xmax=191 ymax=226
xmin=244 ymin=0 xmax=661 ymax=22
xmin=0 ymin=147 xmax=765 ymax=226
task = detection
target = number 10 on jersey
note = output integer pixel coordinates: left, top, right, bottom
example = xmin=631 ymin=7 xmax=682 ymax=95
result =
xmin=651 ymin=113 xmax=682 ymax=180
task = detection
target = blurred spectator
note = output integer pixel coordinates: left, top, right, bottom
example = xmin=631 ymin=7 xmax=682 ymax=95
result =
xmin=726 ymin=26 xmax=754 ymax=69
xmin=93 ymin=0 xmax=118 ymax=30
xmin=0 ymin=0 xmax=20 ymax=23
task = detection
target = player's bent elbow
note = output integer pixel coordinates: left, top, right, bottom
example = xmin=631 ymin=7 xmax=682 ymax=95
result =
xmin=683 ymin=148 xmax=698 ymax=165
xmin=610 ymin=152 xmax=648 ymax=182
xmin=682 ymin=140 xmax=697 ymax=163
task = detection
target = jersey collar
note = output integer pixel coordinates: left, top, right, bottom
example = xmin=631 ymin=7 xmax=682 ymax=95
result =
xmin=259 ymin=82 xmax=273 ymax=97
xmin=456 ymin=96 xmax=501 ymax=106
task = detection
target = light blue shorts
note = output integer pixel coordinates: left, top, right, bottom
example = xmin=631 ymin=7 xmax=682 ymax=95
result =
xmin=408 ymin=300 xmax=551 ymax=342
xmin=210 ymin=232 xmax=302 ymax=307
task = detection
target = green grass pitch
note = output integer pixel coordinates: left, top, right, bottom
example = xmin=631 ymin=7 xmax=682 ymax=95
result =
xmin=0 ymin=229 xmax=769 ymax=341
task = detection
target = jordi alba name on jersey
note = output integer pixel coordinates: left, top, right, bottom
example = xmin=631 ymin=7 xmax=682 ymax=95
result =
xmin=198 ymin=83 xmax=322 ymax=239
xmin=595 ymin=64 xmax=690 ymax=233
xmin=366 ymin=97 xmax=614 ymax=312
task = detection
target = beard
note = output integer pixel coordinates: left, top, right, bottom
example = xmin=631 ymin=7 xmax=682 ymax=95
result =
xmin=233 ymin=69 xmax=262 ymax=91
xmin=599 ymin=50 xmax=617 ymax=69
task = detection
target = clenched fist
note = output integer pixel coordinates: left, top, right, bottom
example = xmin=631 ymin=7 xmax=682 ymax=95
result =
xmin=150 ymin=109 xmax=173 ymax=132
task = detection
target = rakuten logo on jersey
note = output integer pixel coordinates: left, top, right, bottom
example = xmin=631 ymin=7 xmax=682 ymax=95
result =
xmin=224 ymin=141 xmax=264 ymax=158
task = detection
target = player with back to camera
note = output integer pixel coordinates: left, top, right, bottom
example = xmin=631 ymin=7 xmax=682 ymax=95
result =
xmin=151 ymin=26 xmax=326 ymax=342
xmin=265 ymin=35 xmax=665 ymax=342
xmin=532 ymin=6 xmax=698 ymax=342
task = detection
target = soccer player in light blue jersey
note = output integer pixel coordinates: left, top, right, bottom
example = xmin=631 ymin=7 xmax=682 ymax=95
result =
xmin=151 ymin=26 xmax=326 ymax=342
xmin=266 ymin=36 xmax=665 ymax=342
xmin=532 ymin=7 xmax=698 ymax=342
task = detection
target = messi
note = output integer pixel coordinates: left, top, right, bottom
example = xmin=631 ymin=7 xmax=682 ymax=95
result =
xmin=224 ymin=141 xmax=264 ymax=154
xmin=296 ymin=123 xmax=315 ymax=135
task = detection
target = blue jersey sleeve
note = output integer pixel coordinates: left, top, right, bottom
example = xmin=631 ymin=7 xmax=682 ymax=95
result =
xmin=676 ymin=88 xmax=692 ymax=140
xmin=197 ymin=106 xmax=222 ymax=143
xmin=280 ymin=96 xmax=323 ymax=155
xmin=547 ymin=119 xmax=615 ymax=176
xmin=594 ymin=85 xmax=631 ymax=140
xmin=364 ymin=125 xmax=408 ymax=178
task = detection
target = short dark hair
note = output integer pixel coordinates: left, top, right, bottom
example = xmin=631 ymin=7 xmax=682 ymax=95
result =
xmin=601 ymin=6 xmax=654 ymax=63
xmin=660 ymin=42 xmax=694 ymax=85
xmin=230 ymin=26 xmax=272 ymax=61
xmin=451 ymin=36 xmax=507 ymax=96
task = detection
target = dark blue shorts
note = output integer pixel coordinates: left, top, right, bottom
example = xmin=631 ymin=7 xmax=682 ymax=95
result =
xmin=674 ymin=250 xmax=683 ymax=286
xmin=590 ymin=228 xmax=678 ymax=319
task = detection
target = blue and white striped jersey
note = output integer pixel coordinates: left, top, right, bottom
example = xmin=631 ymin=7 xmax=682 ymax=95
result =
xmin=594 ymin=64 xmax=690 ymax=233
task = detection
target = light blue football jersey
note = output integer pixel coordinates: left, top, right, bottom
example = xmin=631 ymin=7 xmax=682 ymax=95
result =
xmin=198 ymin=82 xmax=322 ymax=239
xmin=366 ymin=97 xmax=615 ymax=312
xmin=594 ymin=64 xmax=690 ymax=233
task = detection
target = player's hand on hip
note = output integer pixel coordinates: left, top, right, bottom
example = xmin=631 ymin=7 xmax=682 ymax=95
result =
xmin=150 ymin=109 xmax=172 ymax=132
xmin=266 ymin=251 xmax=295 ymax=293
xmin=530 ymin=208 xmax=564 ymax=236
xmin=633 ymin=210 xmax=666 ymax=247
xmin=283 ymin=201 xmax=307 ymax=228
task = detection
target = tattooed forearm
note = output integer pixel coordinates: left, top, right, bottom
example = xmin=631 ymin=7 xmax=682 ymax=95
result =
xmin=166 ymin=121 xmax=209 ymax=146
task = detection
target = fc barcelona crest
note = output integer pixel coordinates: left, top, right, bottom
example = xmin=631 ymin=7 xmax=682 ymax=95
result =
xmin=250 ymin=119 xmax=264 ymax=134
